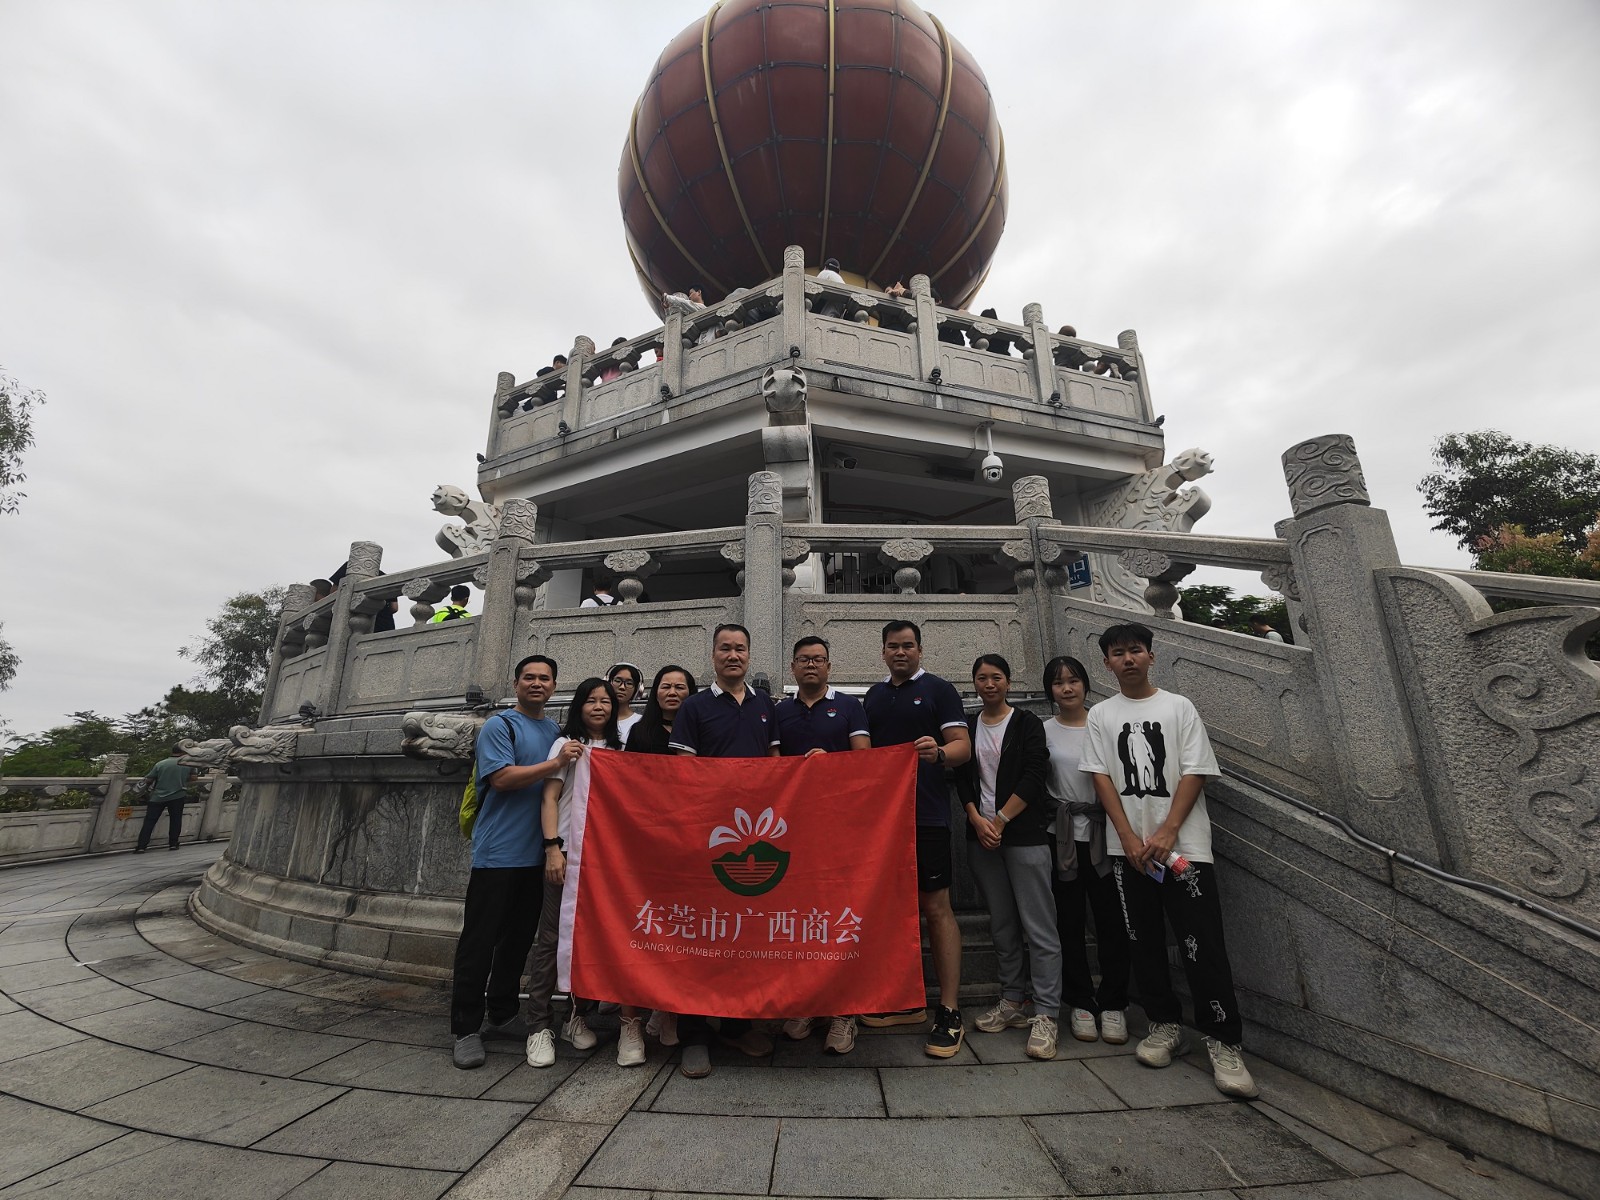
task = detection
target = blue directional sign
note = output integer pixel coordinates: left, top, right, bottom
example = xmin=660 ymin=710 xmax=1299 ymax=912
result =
xmin=1067 ymin=554 xmax=1092 ymax=590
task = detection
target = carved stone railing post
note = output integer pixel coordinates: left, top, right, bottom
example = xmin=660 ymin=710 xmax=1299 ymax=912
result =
xmin=315 ymin=541 xmax=381 ymax=718
xmin=604 ymin=550 xmax=659 ymax=604
xmin=559 ymin=335 xmax=594 ymax=436
xmin=1115 ymin=550 xmax=1196 ymax=618
xmin=909 ymin=274 xmax=941 ymax=384
xmin=780 ymin=244 xmax=807 ymax=358
xmin=88 ymin=754 xmax=129 ymax=853
xmin=1280 ymin=434 xmax=1440 ymax=860
xmin=197 ymin=771 xmax=230 ymax=841
xmin=488 ymin=370 xmax=515 ymax=459
xmin=780 ymin=537 xmax=811 ymax=590
xmin=878 ymin=538 xmax=934 ymax=594
xmin=468 ymin=499 xmax=539 ymax=702
xmin=257 ymin=582 xmax=316 ymax=725
xmin=660 ymin=308 xmax=686 ymax=400
xmin=1006 ymin=475 xmax=1065 ymax=660
xmin=1119 ymin=330 xmax=1153 ymax=421
xmin=1021 ymin=303 xmax=1058 ymax=405
xmin=742 ymin=472 xmax=786 ymax=685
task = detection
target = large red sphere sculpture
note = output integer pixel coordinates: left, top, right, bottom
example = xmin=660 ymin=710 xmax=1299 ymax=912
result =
xmin=620 ymin=0 xmax=1007 ymax=314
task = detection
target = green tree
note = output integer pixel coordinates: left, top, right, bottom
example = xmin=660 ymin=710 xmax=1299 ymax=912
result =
xmin=177 ymin=586 xmax=286 ymax=722
xmin=1 ymin=711 xmax=130 ymax=777
xmin=0 ymin=367 xmax=45 ymax=516
xmin=0 ymin=622 xmax=17 ymax=692
xmin=1418 ymin=431 xmax=1600 ymax=553
xmin=1177 ymin=584 xmax=1289 ymax=639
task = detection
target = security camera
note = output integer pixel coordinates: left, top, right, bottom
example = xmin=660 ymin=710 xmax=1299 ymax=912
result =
xmin=980 ymin=452 xmax=1004 ymax=483
xmin=830 ymin=451 xmax=857 ymax=470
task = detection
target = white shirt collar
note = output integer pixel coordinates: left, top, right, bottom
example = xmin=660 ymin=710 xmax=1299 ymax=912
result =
xmin=882 ymin=668 xmax=927 ymax=684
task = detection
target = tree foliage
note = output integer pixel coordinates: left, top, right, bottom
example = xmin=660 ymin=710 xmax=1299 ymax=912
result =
xmin=1474 ymin=521 xmax=1600 ymax=581
xmin=1176 ymin=584 xmax=1290 ymax=640
xmin=1418 ymin=431 xmax=1600 ymax=553
xmin=0 ymin=367 xmax=45 ymax=516
xmin=0 ymin=623 xmax=17 ymax=692
xmin=178 ymin=586 xmax=286 ymax=705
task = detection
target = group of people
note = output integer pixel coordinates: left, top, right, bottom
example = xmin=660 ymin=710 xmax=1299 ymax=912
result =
xmin=448 ymin=617 xmax=1258 ymax=1099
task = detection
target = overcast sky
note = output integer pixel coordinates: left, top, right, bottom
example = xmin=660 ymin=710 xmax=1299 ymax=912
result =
xmin=2 ymin=0 xmax=1597 ymax=739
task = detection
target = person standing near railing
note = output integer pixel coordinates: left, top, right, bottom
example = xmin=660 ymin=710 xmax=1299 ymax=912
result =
xmin=136 ymin=745 xmax=196 ymax=852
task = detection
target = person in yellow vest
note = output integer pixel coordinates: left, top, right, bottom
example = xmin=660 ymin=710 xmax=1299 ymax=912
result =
xmin=430 ymin=585 xmax=472 ymax=623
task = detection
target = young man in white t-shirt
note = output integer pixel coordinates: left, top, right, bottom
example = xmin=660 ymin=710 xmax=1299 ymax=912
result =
xmin=1079 ymin=622 xmax=1257 ymax=1098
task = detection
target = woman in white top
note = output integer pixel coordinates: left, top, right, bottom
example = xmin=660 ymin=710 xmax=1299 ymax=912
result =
xmin=606 ymin=663 xmax=644 ymax=742
xmin=1042 ymin=655 xmax=1130 ymax=1046
xmin=954 ymin=654 xmax=1059 ymax=1060
xmin=526 ymin=679 xmax=646 ymax=1067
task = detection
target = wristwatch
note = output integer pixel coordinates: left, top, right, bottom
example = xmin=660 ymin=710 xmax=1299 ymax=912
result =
xmin=543 ymin=836 xmax=565 ymax=850
xmin=935 ymin=746 xmax=946 ymax=765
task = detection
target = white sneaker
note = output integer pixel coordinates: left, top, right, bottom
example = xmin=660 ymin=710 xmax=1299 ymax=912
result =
xmin=1025 ymin=1015 xmax=1059 ymax=1060
xmin=1100 ymin=1009 xmax=1128 ymax=1045
xmin=1203 ymin=1036 xmax=1259 ymax=1097
xmin=782 ymin=1017 xmax=815 ymax=1040
xmin=824 ymin=1015 xmax=857 ymax=1055
xmin=526 ymin=1028 xmax=556 ymax=1068
xmin=646 ymin=1010 xmax=679 ymax=1047
xmin=1136 ymin=1021 xmax=1186 ymax=1067
xmin=975 ymin=997 xmax=1028 ymax=1033
xmin=563 ymin=1008 xmax=598 ymax=1051
xmin=617 ymin=1016 xmax=646 ymax=1067
xmin=1069 ymin=1007 xmax=1099 ymax=1042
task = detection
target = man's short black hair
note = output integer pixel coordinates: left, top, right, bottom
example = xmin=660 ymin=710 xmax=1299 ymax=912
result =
xmin=712 ymin=623 xmax=751 ymax=647
xmin=1098 ymin=622 xmax=1154 ymax=655
xmin=449 ymin=584 xmax=470 ymax=603
xmin=881 ymin=619 xmax=921 ymax=646
xmin=170 ymin=744 xmax=186 ymax=757
xmin=514 ymin=654 xmax=557 ymax=680
xmin=791 ymin=635 xmax=829 ymax=658
xmin=553 ymin=354 xmax=568 ymax=365
xmin=1248 ymin=613 xmax=1272 ymax=627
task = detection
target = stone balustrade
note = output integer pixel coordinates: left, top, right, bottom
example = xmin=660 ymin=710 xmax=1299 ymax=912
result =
xmin=482 ymin=246 xmax=1154 ymax=472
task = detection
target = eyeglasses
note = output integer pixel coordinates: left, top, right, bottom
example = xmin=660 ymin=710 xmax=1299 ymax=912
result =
xmin=792 ymin=656 xmax=829 ymax=666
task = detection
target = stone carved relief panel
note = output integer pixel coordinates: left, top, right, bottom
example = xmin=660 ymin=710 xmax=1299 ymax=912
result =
xmin=584 ymin=368 xmax=661 ymax=424
xmin=520 ymin=601 xmax=739 ymax=689
xmin=1378 ymin=567 xmax=1600 ymax=920
xmin=1081 ymin=449 xmax=1216 ymax=612
xmin=683 ymin=326 xmax=778 ymax=389
xmin=344 ymin=624 xmax=476 ymax=709
xmin=814 ymin=325 xmax=915 ymax=376
xmin=269 ymin=652 xmax=325 ymax=721
xmin=787 ymin=597 xmax=1033 ymax=688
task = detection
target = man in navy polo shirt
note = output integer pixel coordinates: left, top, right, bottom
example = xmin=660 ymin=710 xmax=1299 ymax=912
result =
xmin=862 ymin=619 xmax=973 ymax=1058
xmin=670 ymin=623 xmax=779 ymax=1077
xmin=773 ymin=635 xmax=871 ymax=1055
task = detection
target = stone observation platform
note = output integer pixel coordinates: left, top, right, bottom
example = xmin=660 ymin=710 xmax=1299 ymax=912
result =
xmin=1 ymin=845 xmax=1580 ymax=1199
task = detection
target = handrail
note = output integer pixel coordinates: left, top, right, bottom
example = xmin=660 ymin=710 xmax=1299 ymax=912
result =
xmin=788 ymin=522 xmax=1022 ymax=549
xmin=1434 ymin=568 xmax=1600 ymax=606
xmin=350 ymin=553 xmax=490 ymax=597
xmin=1038 ymin=524 xmax=1291 ymax=569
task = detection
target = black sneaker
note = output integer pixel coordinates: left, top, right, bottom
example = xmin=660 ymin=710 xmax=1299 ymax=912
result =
xmin=859 ymin=1007 xmax=927 ymax=1028
xmin=924 ymin=1006 xmax=964 ymax=1058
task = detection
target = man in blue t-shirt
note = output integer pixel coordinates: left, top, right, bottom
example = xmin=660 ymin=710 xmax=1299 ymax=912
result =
xmin=451 ymin=654 xmax=573 ymax=1070
xmin=862 ymin=619 xmax=972 ymax=1058
xmin=670 ymin=623 xmax=778 ymax=1078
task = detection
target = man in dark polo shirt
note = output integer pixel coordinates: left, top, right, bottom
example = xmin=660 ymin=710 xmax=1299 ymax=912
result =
xmin=862 ymin=619 xmax=973 ymax=1058
xmin=670 ymin=622 xmax=779 ymax=1078
xmin=773 ymin=635 xmax=871 ymax=1054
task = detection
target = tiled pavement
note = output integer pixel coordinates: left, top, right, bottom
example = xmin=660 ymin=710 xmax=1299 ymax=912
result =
xmin=0 ymin=845 xmax=1579 ymax=1199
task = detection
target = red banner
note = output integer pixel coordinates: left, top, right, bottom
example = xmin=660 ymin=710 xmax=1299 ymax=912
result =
xmin=558 ymin=744 xmax=925 ymax=1019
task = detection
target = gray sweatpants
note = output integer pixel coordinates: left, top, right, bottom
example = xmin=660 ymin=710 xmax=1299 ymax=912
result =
xmin=968 ymin=841 xmax=1062 ymax=1018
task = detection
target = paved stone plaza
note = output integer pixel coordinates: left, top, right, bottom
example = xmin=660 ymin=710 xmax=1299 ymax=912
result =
xmin=0 ymin=847 xmax=1580 ymax=1199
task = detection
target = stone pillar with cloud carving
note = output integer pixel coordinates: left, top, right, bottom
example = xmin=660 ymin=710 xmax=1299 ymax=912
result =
xmin=469 ymin=498 xmax=542 ymax=702
xmin=1280 ymin=434 xmax=1440 ymax=861
xmin=909 ymin=274 xmax=940 ymax=384
xmin=316 ymin=541 xmax=382 ymax=719
xmin=257 ymin=582 xmax=317 ymax=725
xmin=781 ymin=243 xmax=807 ymax=358
xmin=742 ymin=471 xmax=786 ymax=687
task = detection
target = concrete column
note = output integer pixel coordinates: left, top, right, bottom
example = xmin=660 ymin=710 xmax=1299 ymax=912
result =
xmin=780 ymin=244 xmax=806 ymax=358
xmin=742 ymin=472 xmax=786 ymax=688
xmin=909 ymin=274 xmax=940 ymax=384
xmin=198 ymin=771 xmax=230 ymax=841
xmin=87 ymin=755 xmax=129 ymax=854
xmin=315 ymin=541 xmax=382 ymax=717
xmin=468 ymin=499 xmax=538 ymax=699
xmin=1021 ymin=303 xmax=1058 ymax=405
xmin=1281 ymin=434 xmax=1441 ymax=860
xmin=559 ymin=335 xmax=594 ymax=435
xmin=258 ymin=582 xmax=316 ymax=725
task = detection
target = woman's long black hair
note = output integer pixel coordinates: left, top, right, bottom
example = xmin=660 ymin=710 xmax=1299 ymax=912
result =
xmin=627 ymin=664 xmax=697 ymax=755
xmin=561 ymin=677 xmax=623 ymax=750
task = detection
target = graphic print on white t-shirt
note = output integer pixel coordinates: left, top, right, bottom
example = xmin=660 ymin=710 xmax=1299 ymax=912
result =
xmin=1116 ymin=719 xmax=1170 ymax=798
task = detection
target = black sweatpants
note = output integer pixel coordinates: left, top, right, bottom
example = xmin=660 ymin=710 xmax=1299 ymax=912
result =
xmin=137 ymin=800 xmax=186 ymax=850
xmin=450 ymin=865 xmax=544 ymax=1037
xmin=1112 ymin=858 xmax=1243 ymax=1045
xmin=1054 ymin=843 xmax=1131 ymax=1014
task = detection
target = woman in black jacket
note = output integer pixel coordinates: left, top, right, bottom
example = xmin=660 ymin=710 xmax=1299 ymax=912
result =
xmin=955 ymin=654 xmax=1062 ymax=1060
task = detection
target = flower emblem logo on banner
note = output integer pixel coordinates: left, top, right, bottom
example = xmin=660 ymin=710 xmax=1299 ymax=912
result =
xmin=709 ymin=806 xmax=790 ymax=896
